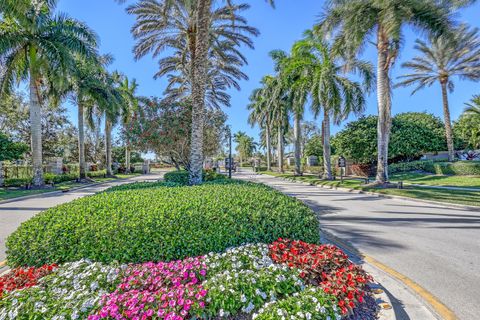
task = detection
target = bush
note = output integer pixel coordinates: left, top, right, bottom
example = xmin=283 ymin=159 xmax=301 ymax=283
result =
xmin=44 ymin=173 xmax=78 ymax=184
xmin=105 ymin=181 xmax=180 ymax=192
xmin=87 ymin=170 xmax=107 ymax=179
xmin=6 ymin=182 xmax=320 ymax=267
xmin=388 ymin=160 xmax=434 ymax=175
xmin=424 ymin=161 xmax=480 ymax=175
xmin=4 ymin=178 xmax=31 ymax=187
xmin=164 ymin=170 xmax=227 ymax=185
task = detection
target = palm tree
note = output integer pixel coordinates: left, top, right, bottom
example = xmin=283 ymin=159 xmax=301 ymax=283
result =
xmin=248 ymin=83 xmax=273 ymax=171
xmin=318 ymin=0 xmax=454 ymax=183
xmin=55 ymin=55 xmax=116 ymax=181
xmin=465 ymin=95 xmax=480 ymax=117
xmin=397 ymin=25 xmax=480 ymax=162
xmin=270 ymin=50 xmax=308 ymax=176
xmin=291 ymin=31 xmax=374 ymax=180
xmin=114 ymin=72 xmax=139 ymax=174
xmin=0 ymin=1 xmax=98 ymax=186
xmin=127 ymin=0 xmax=260 ymax=184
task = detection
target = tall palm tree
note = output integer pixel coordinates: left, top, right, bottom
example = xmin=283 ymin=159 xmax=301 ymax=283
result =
xmin=0 ymin=1 xmax=98 ymax=186
xmin=127 ymin=0 xmax=259 ymax=184
xmin=397 ymin=25 xmax=480 ymax=162
xmin=270 ymin=49 xmax=308 ymax=176
xmin=318 ymin=0 xmax=454 ymax=183
xmin=114 ymin=72 xmax=139 ymax=173
xmin=55 ymin=55 xmax=115 ymax=181
xmin=291 ymin=30 xmax=374 ymax=180
xmin=248 ymin=83 xmax=273 ymax=171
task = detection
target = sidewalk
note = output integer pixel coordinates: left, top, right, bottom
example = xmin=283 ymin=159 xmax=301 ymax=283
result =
xmin=0 ymin=172 xmax=163 ymax=263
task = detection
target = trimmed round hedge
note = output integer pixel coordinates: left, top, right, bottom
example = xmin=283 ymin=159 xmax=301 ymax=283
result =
xmin=6 ymin=182 xmax=320 ymax=267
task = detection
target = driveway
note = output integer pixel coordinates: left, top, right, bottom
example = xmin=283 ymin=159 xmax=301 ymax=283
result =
xmin=0 ymin=172 xmax=164 ymax=263
xmin=236 ymin=171 xmax=480 ymax=320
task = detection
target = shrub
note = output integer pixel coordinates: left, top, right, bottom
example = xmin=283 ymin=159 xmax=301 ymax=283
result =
xmin=388 ymin=160 xmax=434 ymax=175
xmin=6 ymin=182 xmax=320 ymax=267
xmin=44 ymin=173 xmax=78 ymax=184
xmin=87 ymin=170 xmax=107 ymax=179
xmin=4 ymin=178 xmax=32 ymax=187
xmin=424 ymin=161 xmax=480 ymax=175
xmin=164 ymin=170 xmax=226 ymax=185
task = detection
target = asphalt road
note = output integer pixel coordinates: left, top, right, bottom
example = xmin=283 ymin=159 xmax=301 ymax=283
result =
xmin=0 ymin=172 xmax=163 ymax=263
xmin=236 ymin=171 xmax=480 ymax=320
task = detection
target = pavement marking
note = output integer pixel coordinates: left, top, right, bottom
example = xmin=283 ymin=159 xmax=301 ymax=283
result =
xmin=324 ymin=233 xmax=457 ymax=320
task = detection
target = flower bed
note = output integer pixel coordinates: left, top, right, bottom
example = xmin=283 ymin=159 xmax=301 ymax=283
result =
xmin=0 ymin=241 xmax=378 ymax=319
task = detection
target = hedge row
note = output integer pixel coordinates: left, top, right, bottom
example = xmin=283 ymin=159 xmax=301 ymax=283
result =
xmin=388 ymin=160 xmax=480 ymax=175
xmin=164 ymin=170 xmax=227 ymax=185
xmin=424 ymin=161 xmax=480 ymax=176
xmin=3 ymin=171 xmax=109 ymax=187
xmin=6 ymin=181 xmax=320 ymax=267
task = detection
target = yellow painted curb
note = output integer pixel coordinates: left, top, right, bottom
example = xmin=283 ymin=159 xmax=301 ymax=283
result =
xmin=324 ymin=234 xmax=457 ymax=320
xmin=363 ymin=255 xmax=457 ymax=320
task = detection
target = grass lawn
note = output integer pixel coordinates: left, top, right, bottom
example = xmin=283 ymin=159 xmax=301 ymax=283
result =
xmin=261 ymin=171 xmax=480 ymax=207
xmin=389 ymin=172 xmax=480 ymax=189
xmin=0 ymin=173 xmax=142 ymax=201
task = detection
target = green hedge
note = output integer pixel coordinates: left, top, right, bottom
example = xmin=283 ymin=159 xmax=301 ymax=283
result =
xmin=388 ymin=160 xmax=434 ymax=174
xmin=164 ymin=170 xmax=227 ymax=185
xmin=4 ymin=178 xmax=31 ymax=187
xmin=6 ymin=182 xmax=320 ymax=267
xmin=424 ymin=161 xmax=480 ymax=175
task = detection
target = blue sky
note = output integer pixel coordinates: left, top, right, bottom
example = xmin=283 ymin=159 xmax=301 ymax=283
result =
xmin=57 ymin=0 xmax=480 ymax=142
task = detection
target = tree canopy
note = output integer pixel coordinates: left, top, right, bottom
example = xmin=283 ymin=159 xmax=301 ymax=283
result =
xmin=332 ymin=112 xmax=448 ymax=164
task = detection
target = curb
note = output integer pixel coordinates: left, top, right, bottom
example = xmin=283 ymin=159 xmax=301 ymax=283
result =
xmin=267 ymin=174 xmax=480 ymax=212
xmin=322 ymin=231 xmax=454 ymax=320
xmin=0 ymin=175 xmax=142 ymax=205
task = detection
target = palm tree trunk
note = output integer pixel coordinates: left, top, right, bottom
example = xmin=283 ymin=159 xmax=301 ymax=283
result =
xmin=440 ymin=81 xmax=455 ymax=162
xmin=266 ymin=120 xmax=272 ymax=171
xmin=189 ymin=0 xmax=211 ymax=185
xmin=277 ymin=125 xmax=284 ymax=173
xmin=375 ymin=28 xmax=392 ymax=184
xmin=105 ymin=118 xmax=113 ymax=176
xmin=78 ymin=102 xmax=86 ymax=180
xmin=322 ymin=110 xmax=333 ymax=180
xmin=294 ymin=112 xmax=302 ymax=175
xmin=29 ymin=69 xmax=44 ymax=187
xmin=125 ymin=143 xmax=131 ymax=174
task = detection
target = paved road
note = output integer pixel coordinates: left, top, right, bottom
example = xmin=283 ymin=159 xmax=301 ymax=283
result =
xmin=0 ymin=172 xmax=163 ymax=262
xmin=236 ymin=171 xmax=480 ymax=320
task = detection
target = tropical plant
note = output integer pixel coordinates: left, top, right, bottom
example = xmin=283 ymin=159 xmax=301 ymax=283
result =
xmin=234 ymin=131 xmax=257 ymax=166
xmin=115 ymin=73 xmax=139 ymax=173
xmin=397 ymin=25 xmax=480 ymax=162
xmin=318 ymin=0 xmax=454 ymax=183
xmin=0 ymin=0 xmax=98 ymax=186
xmin=457 ymin=95 xmax=480 ymax=149
xmin=291 ymin=30 xmax=373 ymax=179
xmin=127 ymin=0 xmax=259 ymax=184
xmin=248 ymin=83 xmax=273 ymax=171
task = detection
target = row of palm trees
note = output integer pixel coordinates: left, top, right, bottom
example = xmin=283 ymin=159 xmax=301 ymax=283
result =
xmin=250 ymin=0 xmax=480 ymax=183
xmin=0 ymin=0 xmax=139 ymax=186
